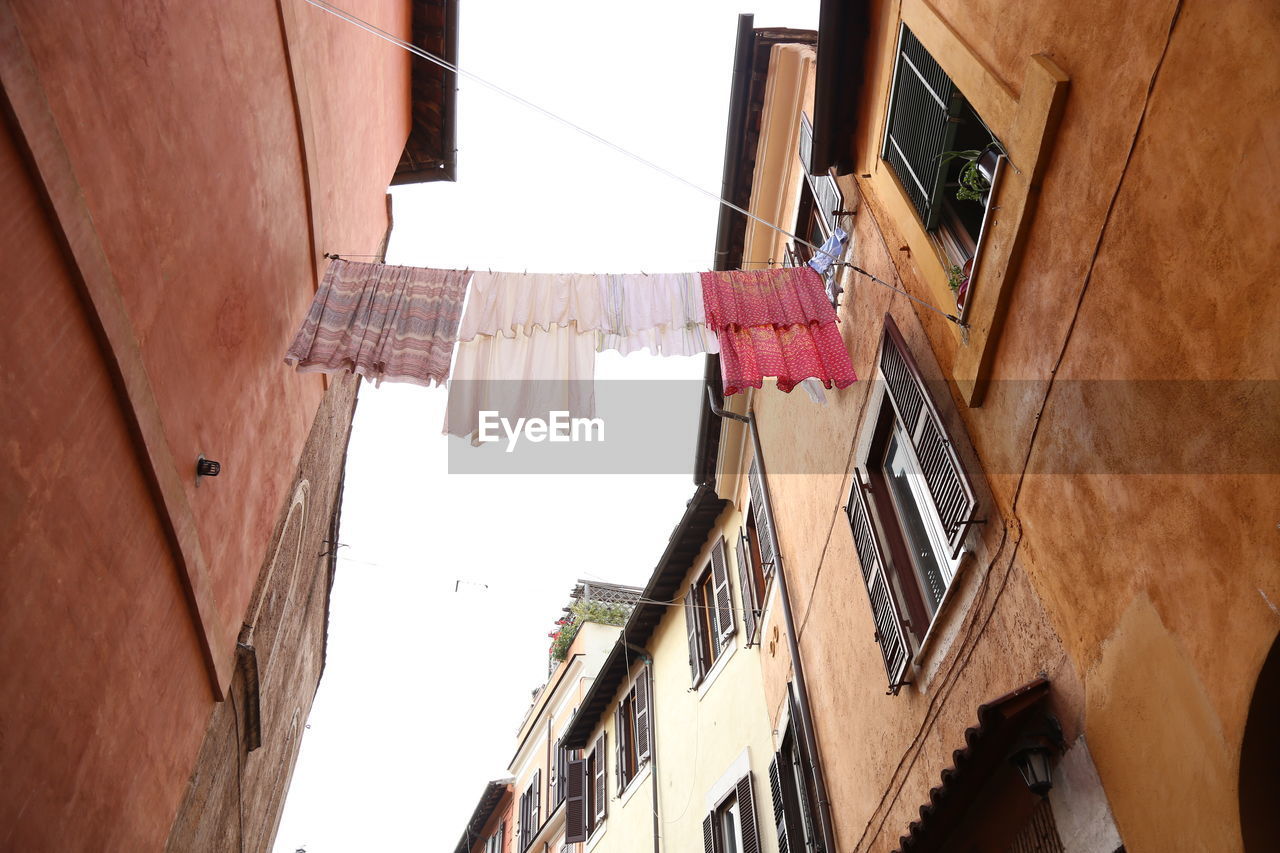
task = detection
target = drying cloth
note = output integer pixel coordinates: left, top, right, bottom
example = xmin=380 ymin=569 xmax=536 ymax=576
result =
xmin=807 ymin=226 xmax=849 ymax=276
xmin=596 ymin=273 xmax=718 ymax=356
xmin=284 ymin=259 xmax=469 ymax=387
xmin=458 ymin=271 xmax=605 ymax=340
xmin=701 ymin=266 xmax=857 ymax=396
xmin=447 ymin=271 xmax=603 ymax=442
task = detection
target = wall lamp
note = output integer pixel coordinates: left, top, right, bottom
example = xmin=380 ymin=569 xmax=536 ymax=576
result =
xmin=196 ymin=456 xmax=222 ymax=478
xmin=1010 ymin=715 xmax=1063 ymax=798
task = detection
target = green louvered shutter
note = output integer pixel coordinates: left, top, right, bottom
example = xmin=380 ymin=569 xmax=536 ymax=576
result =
xmin=847 ymin=469 xmax=912 ymax=693
xmin=881 ymin=24 xmax=963 ymax=229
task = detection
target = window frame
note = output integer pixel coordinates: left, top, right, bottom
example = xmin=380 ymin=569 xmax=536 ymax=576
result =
xmin=702 ymin=774 xmax=761 ymax=853
xmin=685 ymin=538 xmax=735 ymax=686
xmin=846 ymin=315 xmax=979 ymax=692
xmin=614 ymin=667 xmax=652 ymax=792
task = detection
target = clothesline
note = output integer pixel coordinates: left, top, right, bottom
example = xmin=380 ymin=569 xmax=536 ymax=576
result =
xmin=300 ymin=0 xmax=963 ymax=326
xmin=285 ymin=260 xmax=860 ymax=438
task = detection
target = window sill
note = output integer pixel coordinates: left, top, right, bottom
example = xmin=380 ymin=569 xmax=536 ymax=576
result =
xmin=696 ymin=635 xmax=739 ymax=700
xmin=584 ymin=821 xmax=606 ymax=853
xmin=618 ymin=762 xmax=651 ymax=806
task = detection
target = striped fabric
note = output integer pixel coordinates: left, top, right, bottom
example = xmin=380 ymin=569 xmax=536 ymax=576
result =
xmin=284 ymin=259 xmax=469 ymax=387
xmin=701 ymin=266 xmax=856 ymax=396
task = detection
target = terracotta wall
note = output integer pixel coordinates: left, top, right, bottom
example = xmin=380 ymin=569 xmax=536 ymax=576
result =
xmin=770 ymin=0 xmax=1280 ymax=849
xmin=0 ymin=0 xmax=411 ymax=848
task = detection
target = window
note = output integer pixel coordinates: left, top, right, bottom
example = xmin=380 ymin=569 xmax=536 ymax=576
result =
xmin=614 ymin=667 xmax=651 ymax=790
xmin=847 ymin=316 xmax=977 ymax=691
xmin=553 ymin=738 xmax=576 ymax=807
xmin=881 ymin=25 xmax=1002 ymax=286
xmin=484 ymin=821 xmax=505 ymax=853
xmin=518 ymin=771 xmax=541 ymax=851
xmin=684 ymin=538 xmax=735 ymax=685
xmin=769 ymin=698 xmax=821 ymax=853
xmin=702 ymin=775 xmax=761 ymax=853
xmin=790 ymin=115 xmax=846 ymax=304
xmin=737 ymin=455 xmax=778 ymax=647
xmin=565 ymin=732 xmax=607 ymax=843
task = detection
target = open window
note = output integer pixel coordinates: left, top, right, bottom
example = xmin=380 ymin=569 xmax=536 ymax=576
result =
xmin=685 ymin=539 xmax=736 ymax=686
xmin=565 ymin=732 xmax=607 ymax=844
xmin=881 ymin=24 xmax=1003 ymax=308
xmin=769 ymin=688 xmax=822 ymax=853
xmin=847 ymin=316 xmax=978 ymax=692
xmin=614 ymin=667 xmax=652 ymax=790
xmin=702 ymin=775 xmax=761 ymax=853
xmin=788 ymin=115 xmax=846 ymax=305
xmin=518 ymin=771 xmax=541 ymax=851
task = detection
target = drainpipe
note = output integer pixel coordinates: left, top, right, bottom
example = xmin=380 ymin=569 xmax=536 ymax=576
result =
xmin=625 ymin=643 xmax=661 ymax=853
xmin=706 ymin=387 xmax=839 ymax=853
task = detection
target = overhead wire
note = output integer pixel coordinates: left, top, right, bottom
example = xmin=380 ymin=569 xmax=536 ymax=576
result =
xmin=300 ymin=0 xmax=962 ymax=324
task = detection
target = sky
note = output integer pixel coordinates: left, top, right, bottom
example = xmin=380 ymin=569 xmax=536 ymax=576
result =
xmin=273 ymin=2 xmax=817 ymax=849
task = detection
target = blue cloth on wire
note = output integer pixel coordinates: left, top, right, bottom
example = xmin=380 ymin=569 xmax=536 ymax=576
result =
xmin=807 ymin=226 xmax=848 ymax=276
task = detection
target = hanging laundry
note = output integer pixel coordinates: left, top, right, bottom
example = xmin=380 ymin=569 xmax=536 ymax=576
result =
xmin=445 ymin=272 xmax=600 ymax=442
xmin=807 ymin=226 xmax=849 ymax=276
xmin=284 ymin=258 xmax=469 ymax=387
xmin=596 ymin=273 xmax=719 ymax=357
xmin=701 ymin=266 xmax=857 ymax=396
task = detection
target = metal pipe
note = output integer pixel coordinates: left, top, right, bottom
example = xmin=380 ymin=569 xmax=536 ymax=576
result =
xmin=746 ymin=414 xmax=839 ymax=853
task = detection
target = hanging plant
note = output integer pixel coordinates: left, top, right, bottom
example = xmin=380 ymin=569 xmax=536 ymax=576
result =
xmin=939 ymin=144 xmax=1001 ymax=203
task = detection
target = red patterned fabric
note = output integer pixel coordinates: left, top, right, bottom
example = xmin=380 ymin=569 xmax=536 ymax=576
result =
xmin=701 ymin=267 xmax=857 ymax=395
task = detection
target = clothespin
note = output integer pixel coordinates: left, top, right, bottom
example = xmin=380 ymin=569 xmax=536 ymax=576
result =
xmin=640 ymin=270 xmax=649 ymax=277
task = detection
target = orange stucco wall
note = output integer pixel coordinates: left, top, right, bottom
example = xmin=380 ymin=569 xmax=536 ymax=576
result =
xmin=0 ymin=0 xmax=412 ymax=847
xmin=746 ymin=0 xmax=1279 ymax=850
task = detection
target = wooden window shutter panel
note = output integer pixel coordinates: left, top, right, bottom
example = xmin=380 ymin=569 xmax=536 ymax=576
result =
xmin=847 ymin=468 xmax=912 ymax=692
xmin=684 ymin=589 xmax=705 ymax=684
xmin=768 ymin=756 xmax=790 ymax=853
xmin=593 ymin=732 xmax=607 ymax=822
xmin=635 ymin=668 xmax=651 ymax=764
xmin=735 ymin=529 xmax=759 ymax=645
xmin=564 ymin=756 xmax=587 ymax=843
xmin=736 ymin=774 xmax=762 ymax=853
xmin=710 ymin=538 xmax=735 ymax=646
xmin=881 ymin=24 xmax=962 ymax=228
xmin=879 ymin=314 xmax=977 ymax=558
xmin=702 ymin=814 xmax=718 ymax=853
xmin=748 ymin=456 xmax=779 ymax=576
xmin=531 ymin=769 xmax=540 ymax=832
xmin=614 ymin=705 xmax=625 ymax=790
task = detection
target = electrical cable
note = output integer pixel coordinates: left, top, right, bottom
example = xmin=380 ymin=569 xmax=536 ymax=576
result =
xmin=299 ymin=0 xmax=962 ymax=324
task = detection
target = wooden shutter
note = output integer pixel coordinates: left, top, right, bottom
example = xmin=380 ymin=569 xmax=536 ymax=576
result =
xmin=592 ymin=732 xmax=607 ymax=823
xmin=880 ymin=315 xmax=977 ymax=557
xmin=881 ymin=24 xmax=962 ymax=229
xmin=564 ymin=756 xmax=587 ymax=843
xmin=735 ymin=529 xmax=759 ymax=645
xmin=710 ymin=538 xmax=735 ymax=647
xmin=702 ymin=814 xmax=718 ymax=853
xmin=748 ymin=456 xmax=779 ymax=576
xmin=614 ymin=704 xmax=626 ymax=789
xmin=768 ymin=756 xmax=791 ymax=853
xmin=848 ymin=469 xmax=911 ymax=692
xmin=497 ymin=821 xmax=505 ymax=853
xmin=685 ymin=589 xmax=705 ymax=684
xmin=530 ymin=770 xmax=540 ymax=836
xmin=518 ymin=788 xmax=529 ymax=850
xmin=635 ymin=668 xmax=651 ymax=764
xmin=800 ymin=115 xmax=844 ymax=235
xmin=736 ymin=774 xmax=761 ymax=853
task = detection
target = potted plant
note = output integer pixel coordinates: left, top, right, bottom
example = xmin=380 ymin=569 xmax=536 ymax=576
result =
xmin=947 ymin=256 xmax=974 ymax=312
xmin=940 ymin=144 xmax=1002 ymax=205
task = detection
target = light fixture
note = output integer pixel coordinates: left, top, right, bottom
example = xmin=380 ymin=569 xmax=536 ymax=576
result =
xmin=1011 ymin=742 xmax=1054 ymax=797
xmin=1009 ymin=715 xmax=1063 ymax=798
